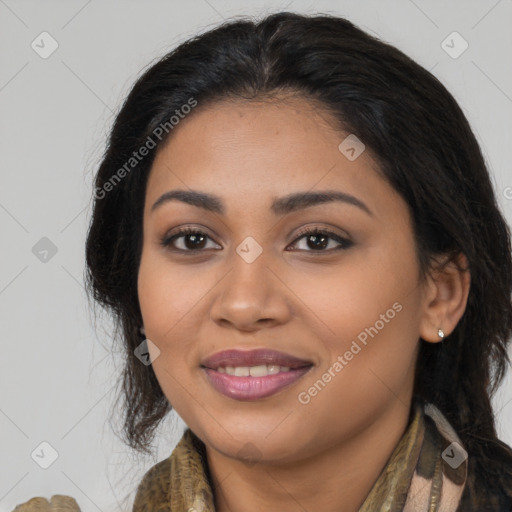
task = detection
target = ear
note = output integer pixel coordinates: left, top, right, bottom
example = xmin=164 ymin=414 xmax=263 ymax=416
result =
xmin=419 ymin=252 xmax=470 ymax=343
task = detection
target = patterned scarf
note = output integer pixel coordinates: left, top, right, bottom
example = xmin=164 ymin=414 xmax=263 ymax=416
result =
xmin=132 ymin=398 xmax=470 ymax=511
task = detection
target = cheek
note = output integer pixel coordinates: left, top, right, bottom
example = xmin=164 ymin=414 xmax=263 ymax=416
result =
xmin=138 ymin=251 xmax=209 ymax=337
xmin=137 ymin=251 xmax=224 ymax=401
xmin=295 ymin=297 xmax=420 ymax=441
xmin=287 ymin=248 xmax=418 ymax=342
xmin=138 ymin=256 xmax=174 ymax=335
xmin=137 ymin=254 xmax=200 ymax=407
xmin=290 ymin=245 xmax=422 ymax=404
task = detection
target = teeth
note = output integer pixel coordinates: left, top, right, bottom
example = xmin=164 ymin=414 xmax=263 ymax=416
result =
xmin=250 ymin=365 xmax=268 ymax=377
xmin=267 ymin=364 xmax=280 ymax=375
xmin=216 ymin=364 xmax=293 ymax=376
xmin=234 ymin=367 xmax=250 ymax=377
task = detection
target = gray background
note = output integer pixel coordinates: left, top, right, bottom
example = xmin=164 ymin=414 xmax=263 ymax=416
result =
xmin=1 ymin=1 xmax=511 ymax=511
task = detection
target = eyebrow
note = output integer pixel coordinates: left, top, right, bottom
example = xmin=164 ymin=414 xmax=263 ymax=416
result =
xmin=151 ymin=189 xmax=373 ymax=217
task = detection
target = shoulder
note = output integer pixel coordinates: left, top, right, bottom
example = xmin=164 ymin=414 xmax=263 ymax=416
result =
xmin=131 ymin=429 xmax=215 ymax=512
xmin=12 ymin=496 xmax=81 ymax=511
xmin=132 ymin=457 xmax=172 ymax=512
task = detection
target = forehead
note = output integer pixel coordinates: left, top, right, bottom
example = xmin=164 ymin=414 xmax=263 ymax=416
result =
xmin=145 ymin=96 xmax=398 ymax=218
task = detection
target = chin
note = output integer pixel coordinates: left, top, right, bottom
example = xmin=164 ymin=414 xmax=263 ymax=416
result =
xmin=192 ymin=416 xmax=312 ymax=465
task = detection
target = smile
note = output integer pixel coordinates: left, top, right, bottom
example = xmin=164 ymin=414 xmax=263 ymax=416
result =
xmin=201 ymin=349 xmax=313 ymax=401
xmin=203 ymin=366 xmax=312 ymax=401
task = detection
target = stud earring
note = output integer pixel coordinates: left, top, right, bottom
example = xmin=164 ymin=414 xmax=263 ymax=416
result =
xmin=438 ymin=328 xmax=445 ymax=340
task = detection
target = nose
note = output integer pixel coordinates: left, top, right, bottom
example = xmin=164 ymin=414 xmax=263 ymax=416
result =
xmin=209 ymin=251 xmax=292 ymax=332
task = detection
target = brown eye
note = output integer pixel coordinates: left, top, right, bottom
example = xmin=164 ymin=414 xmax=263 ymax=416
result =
xmin=182 ymin=233 xmax=207 ymax=249
xmin=161 ymin=228 xmax=221 ymax=252
xmin=289 ymin=229 xmax=353 ymax=252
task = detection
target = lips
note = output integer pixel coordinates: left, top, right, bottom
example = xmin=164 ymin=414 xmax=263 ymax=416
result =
xmin=201 ymin=349 xmax=313 ymax=370
xmin=200 ymin=349 xmax=314 ymax=401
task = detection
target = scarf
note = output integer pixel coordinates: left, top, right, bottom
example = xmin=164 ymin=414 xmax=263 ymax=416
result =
xmin=132 ymin=398 xmax=471 ymax=512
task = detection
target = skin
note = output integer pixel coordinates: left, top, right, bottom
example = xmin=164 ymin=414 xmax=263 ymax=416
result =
xmin=137 ymin=95 xmax=470 ymax=512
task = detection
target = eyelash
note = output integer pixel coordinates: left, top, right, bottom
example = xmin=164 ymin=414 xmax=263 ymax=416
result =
xmin=160 ymin=226 xmax=353 ymax=253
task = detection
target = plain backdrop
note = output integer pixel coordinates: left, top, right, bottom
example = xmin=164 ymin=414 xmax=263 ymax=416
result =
xmin=1 ymin=1 xmax=511 ymax=511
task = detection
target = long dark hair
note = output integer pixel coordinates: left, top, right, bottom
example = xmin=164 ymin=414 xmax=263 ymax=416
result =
xmin=85 ymin=11 xmax=512 ymax=497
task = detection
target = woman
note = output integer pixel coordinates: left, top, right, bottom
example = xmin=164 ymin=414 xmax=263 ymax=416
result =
xmin=87 ymin=11 xmax=512 ymax=512
xmin=15 ymin=11 xmax=512 ymax=512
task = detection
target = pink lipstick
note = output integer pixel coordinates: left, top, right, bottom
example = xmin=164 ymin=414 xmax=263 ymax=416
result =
xmin=201 ymin=349 xmax=313 ymax=401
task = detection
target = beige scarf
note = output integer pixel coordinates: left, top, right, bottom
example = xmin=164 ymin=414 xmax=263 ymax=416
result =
xmin=12 ymin=398 xmax=473 ymax=511
xmin=131 ymin=398 xmax=469 ymax=511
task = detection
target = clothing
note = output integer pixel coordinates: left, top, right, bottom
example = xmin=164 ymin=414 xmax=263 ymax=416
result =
xmin=11 ymin=398 xmax=512 ymax=511
xmin=132 ymin=397 xmax=512 ymax=511
xmin=12 ymin=495 xmax=80 ymax=511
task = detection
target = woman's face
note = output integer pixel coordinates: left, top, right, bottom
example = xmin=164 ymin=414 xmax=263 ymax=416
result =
xmin=138 ymin=96 xmax=430 ymax=463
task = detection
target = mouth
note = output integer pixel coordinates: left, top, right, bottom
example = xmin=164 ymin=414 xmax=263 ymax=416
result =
xmin=201 ymin=349 xmax=314 ymax=401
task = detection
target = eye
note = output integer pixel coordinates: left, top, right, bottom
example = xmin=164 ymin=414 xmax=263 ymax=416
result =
xmin=288 ymin=228 xmax=353 ymax=252
xmin=160 ymin=227 xmax=221 ymax=252
xmin=160 ymin=227 xmax=352 ymax=253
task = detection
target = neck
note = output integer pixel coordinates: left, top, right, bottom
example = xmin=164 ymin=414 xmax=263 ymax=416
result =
xmin=205 ymin=398 xmax=412 ymax=512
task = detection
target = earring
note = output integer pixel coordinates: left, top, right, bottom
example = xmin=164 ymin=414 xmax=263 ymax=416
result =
xmin=140 ymin=326 xmax=146 ymax=336
xmin=438 ymin=328 xmax=445 ymax=340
